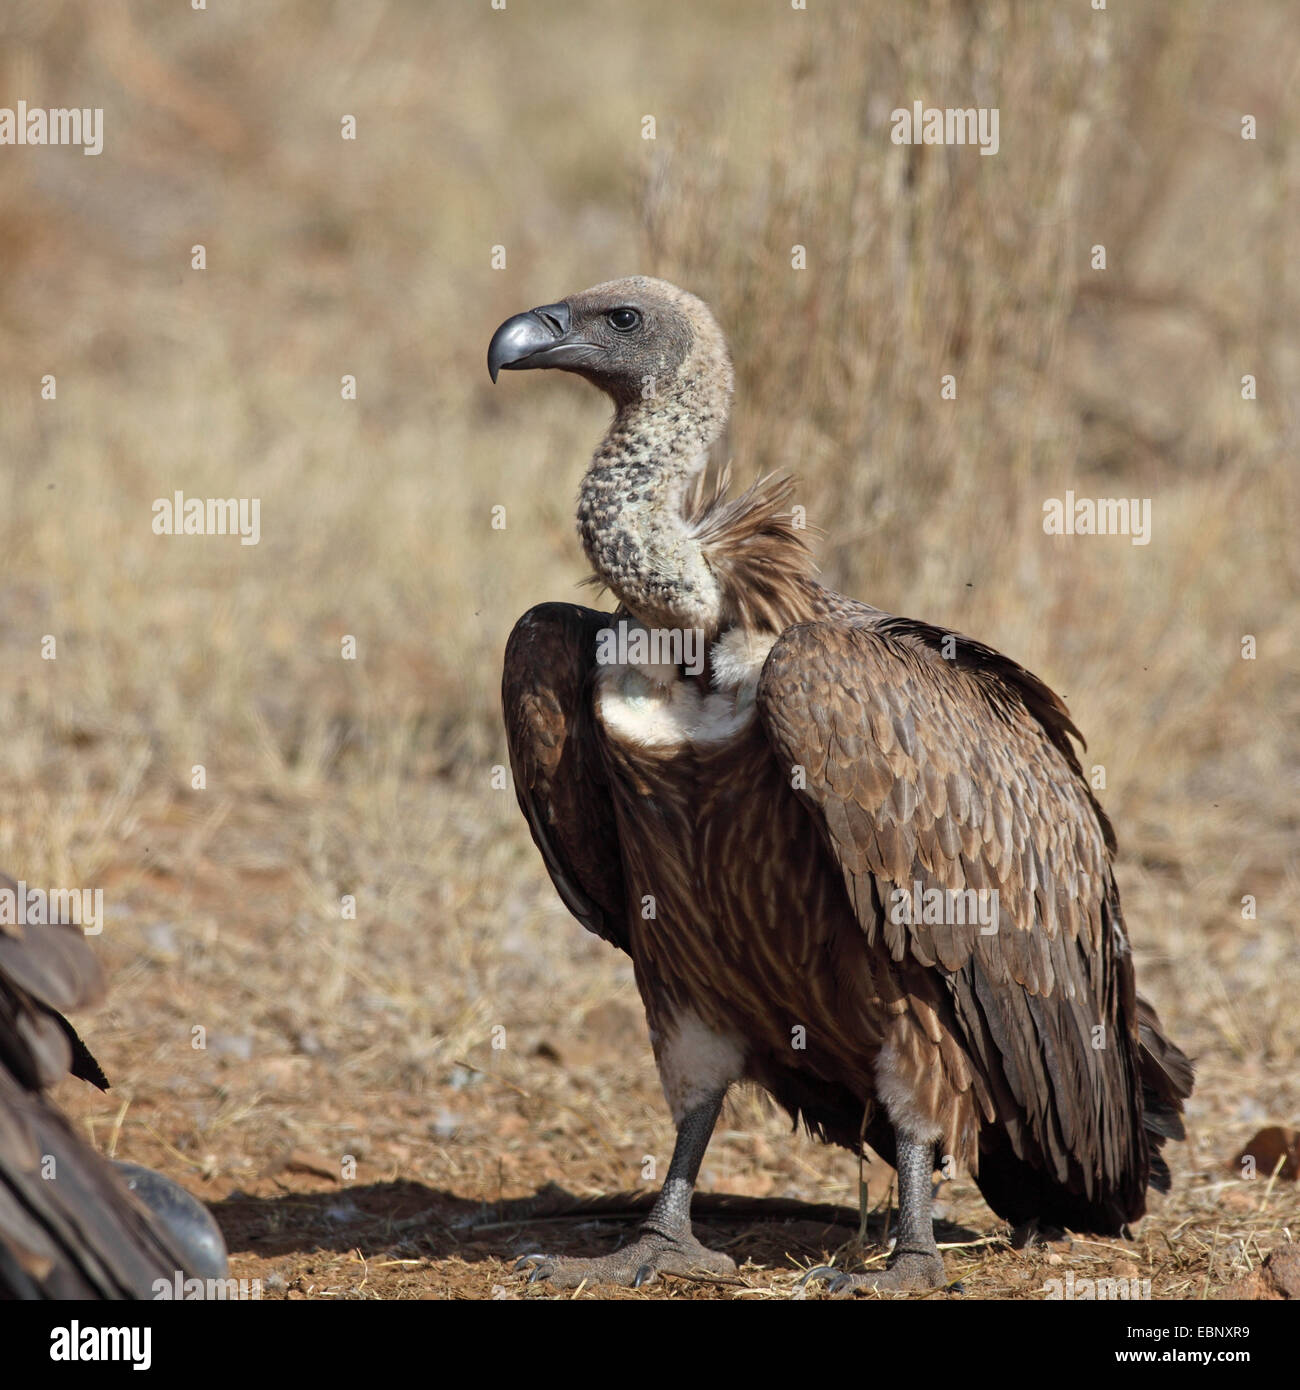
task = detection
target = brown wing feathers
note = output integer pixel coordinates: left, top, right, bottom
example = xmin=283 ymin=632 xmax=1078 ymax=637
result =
xmin=503 ymin=602 xmax=628 ymax=951
xmin=755 ymin=615 xmax=1180 ymax=1228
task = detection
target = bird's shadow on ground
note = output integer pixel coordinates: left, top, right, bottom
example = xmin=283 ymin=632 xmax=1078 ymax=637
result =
xmin=211 ymin=1179 xmax=983 ymax=1277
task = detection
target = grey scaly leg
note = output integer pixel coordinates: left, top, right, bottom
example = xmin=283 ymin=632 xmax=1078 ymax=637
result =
xmin=801 ymin=1128 xmax=947 ymax=1294
xmin=640 ymin=1091 xmax=721 ymax=1244
xmin=516 ymin=1090 xmax=735 ymax=1289
xmin=890 ymin=1129 xmax=943 ymax=1263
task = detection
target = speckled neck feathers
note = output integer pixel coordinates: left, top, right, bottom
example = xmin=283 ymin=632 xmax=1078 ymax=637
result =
xmin=575 ymin=290 xmax=817 ymax=637
xmin=577 ymin=361 xmax=729 ymax=632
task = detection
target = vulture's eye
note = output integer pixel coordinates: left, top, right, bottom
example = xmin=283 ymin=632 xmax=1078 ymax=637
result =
xmin=607 ymin=307 xmax=641 ymax=332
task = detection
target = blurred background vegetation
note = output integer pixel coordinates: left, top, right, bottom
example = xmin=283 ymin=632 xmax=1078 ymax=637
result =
xmin=0 ymin=1 xmax=1294 ymax=1292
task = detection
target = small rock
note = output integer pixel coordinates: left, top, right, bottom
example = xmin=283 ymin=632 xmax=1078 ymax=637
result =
xmin=1232 ymin=1127 xmax=1300 ymax=1182
xmin=1265 ymin=1247 xmax=1300 ymax=1299
xmin=1211 ymin=1247 xmax=1299 ymax=1301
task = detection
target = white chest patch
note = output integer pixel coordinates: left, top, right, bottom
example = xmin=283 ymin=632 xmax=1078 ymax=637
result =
xmin=595 ymin=626 xmax=778 ymax=749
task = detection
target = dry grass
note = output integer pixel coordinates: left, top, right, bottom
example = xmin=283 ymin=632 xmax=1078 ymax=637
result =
xmin=0 ymin=0 xmax=1295 ymax=1299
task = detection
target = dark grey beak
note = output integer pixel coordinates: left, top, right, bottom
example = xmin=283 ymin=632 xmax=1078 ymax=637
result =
xmin=488 ymin=302 xmax=599 ymax=382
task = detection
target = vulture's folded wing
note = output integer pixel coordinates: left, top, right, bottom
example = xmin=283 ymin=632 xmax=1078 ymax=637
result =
xmin=755 ymin=616 xmax=1162 ymax=1221
xmin=503 ymin=602 xmax=629 ymax=951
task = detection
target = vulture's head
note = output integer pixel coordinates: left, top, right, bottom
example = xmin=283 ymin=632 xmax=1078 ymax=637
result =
xmin=487 ymin=276 xmax=732 ymax=411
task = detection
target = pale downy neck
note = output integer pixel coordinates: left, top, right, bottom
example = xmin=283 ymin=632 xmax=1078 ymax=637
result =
xmin=576 ymin=370 xmax=731 ymax=634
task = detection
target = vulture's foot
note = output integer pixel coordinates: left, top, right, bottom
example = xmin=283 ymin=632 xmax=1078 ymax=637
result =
xmin=801 ymin=1249 xmax=947 ymax=1296
xmin=515 ymin=1228 xmax=735 ymax=1290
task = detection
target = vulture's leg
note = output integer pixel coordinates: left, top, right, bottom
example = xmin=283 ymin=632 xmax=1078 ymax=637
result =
xmin=515 ymin=1090 xmax=735 ymax=1289
xmin=802 ymin=1129 xmax=947 ymax=1294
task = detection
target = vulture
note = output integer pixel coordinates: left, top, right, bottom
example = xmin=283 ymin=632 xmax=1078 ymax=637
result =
xmin=0 ymin=875 xmax=226 ymax=1297
xmin=491 ymin=277 xmax=1193 ymax=1292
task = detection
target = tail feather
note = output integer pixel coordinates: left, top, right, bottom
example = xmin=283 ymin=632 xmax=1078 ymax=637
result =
xmin=1136 ymin=994 xmax=1194 ymax=1194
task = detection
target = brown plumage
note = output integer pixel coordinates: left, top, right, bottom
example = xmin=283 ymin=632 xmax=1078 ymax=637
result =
xmin=0 ymin=875 xmax=200 ymax=1297
xmin=491 ymin=277 xmax=1192 ymax=1291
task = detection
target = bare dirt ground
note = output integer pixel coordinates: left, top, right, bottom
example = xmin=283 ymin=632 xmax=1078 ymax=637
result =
xmin=3 ymin=0 xmax=1298 ymax=1300
xmin=45 ymin=774 xmax=1299 ymax=1301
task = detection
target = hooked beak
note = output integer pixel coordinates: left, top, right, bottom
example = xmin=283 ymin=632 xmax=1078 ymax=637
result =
xmin=487 ymin=302 xmax=602 ymax=382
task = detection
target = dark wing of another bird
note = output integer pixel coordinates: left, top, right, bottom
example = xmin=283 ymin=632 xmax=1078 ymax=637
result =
xmin=756 ymin=615 xmax=1156 ymax=1223
xmin=503 ymin=602 xmax=629 ymax=952
xmin=0 ymin=881 xmax=196 ymax=1297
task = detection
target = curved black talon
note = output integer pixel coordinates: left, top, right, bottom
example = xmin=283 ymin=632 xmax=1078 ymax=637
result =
xmin=797 ymin=1264 xmax=841 ymax=1287
xmin=514 ymin=1252 xmax=558 ymax=1284
xmin=632 ymin=1264 xmax=654 ymax=1289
